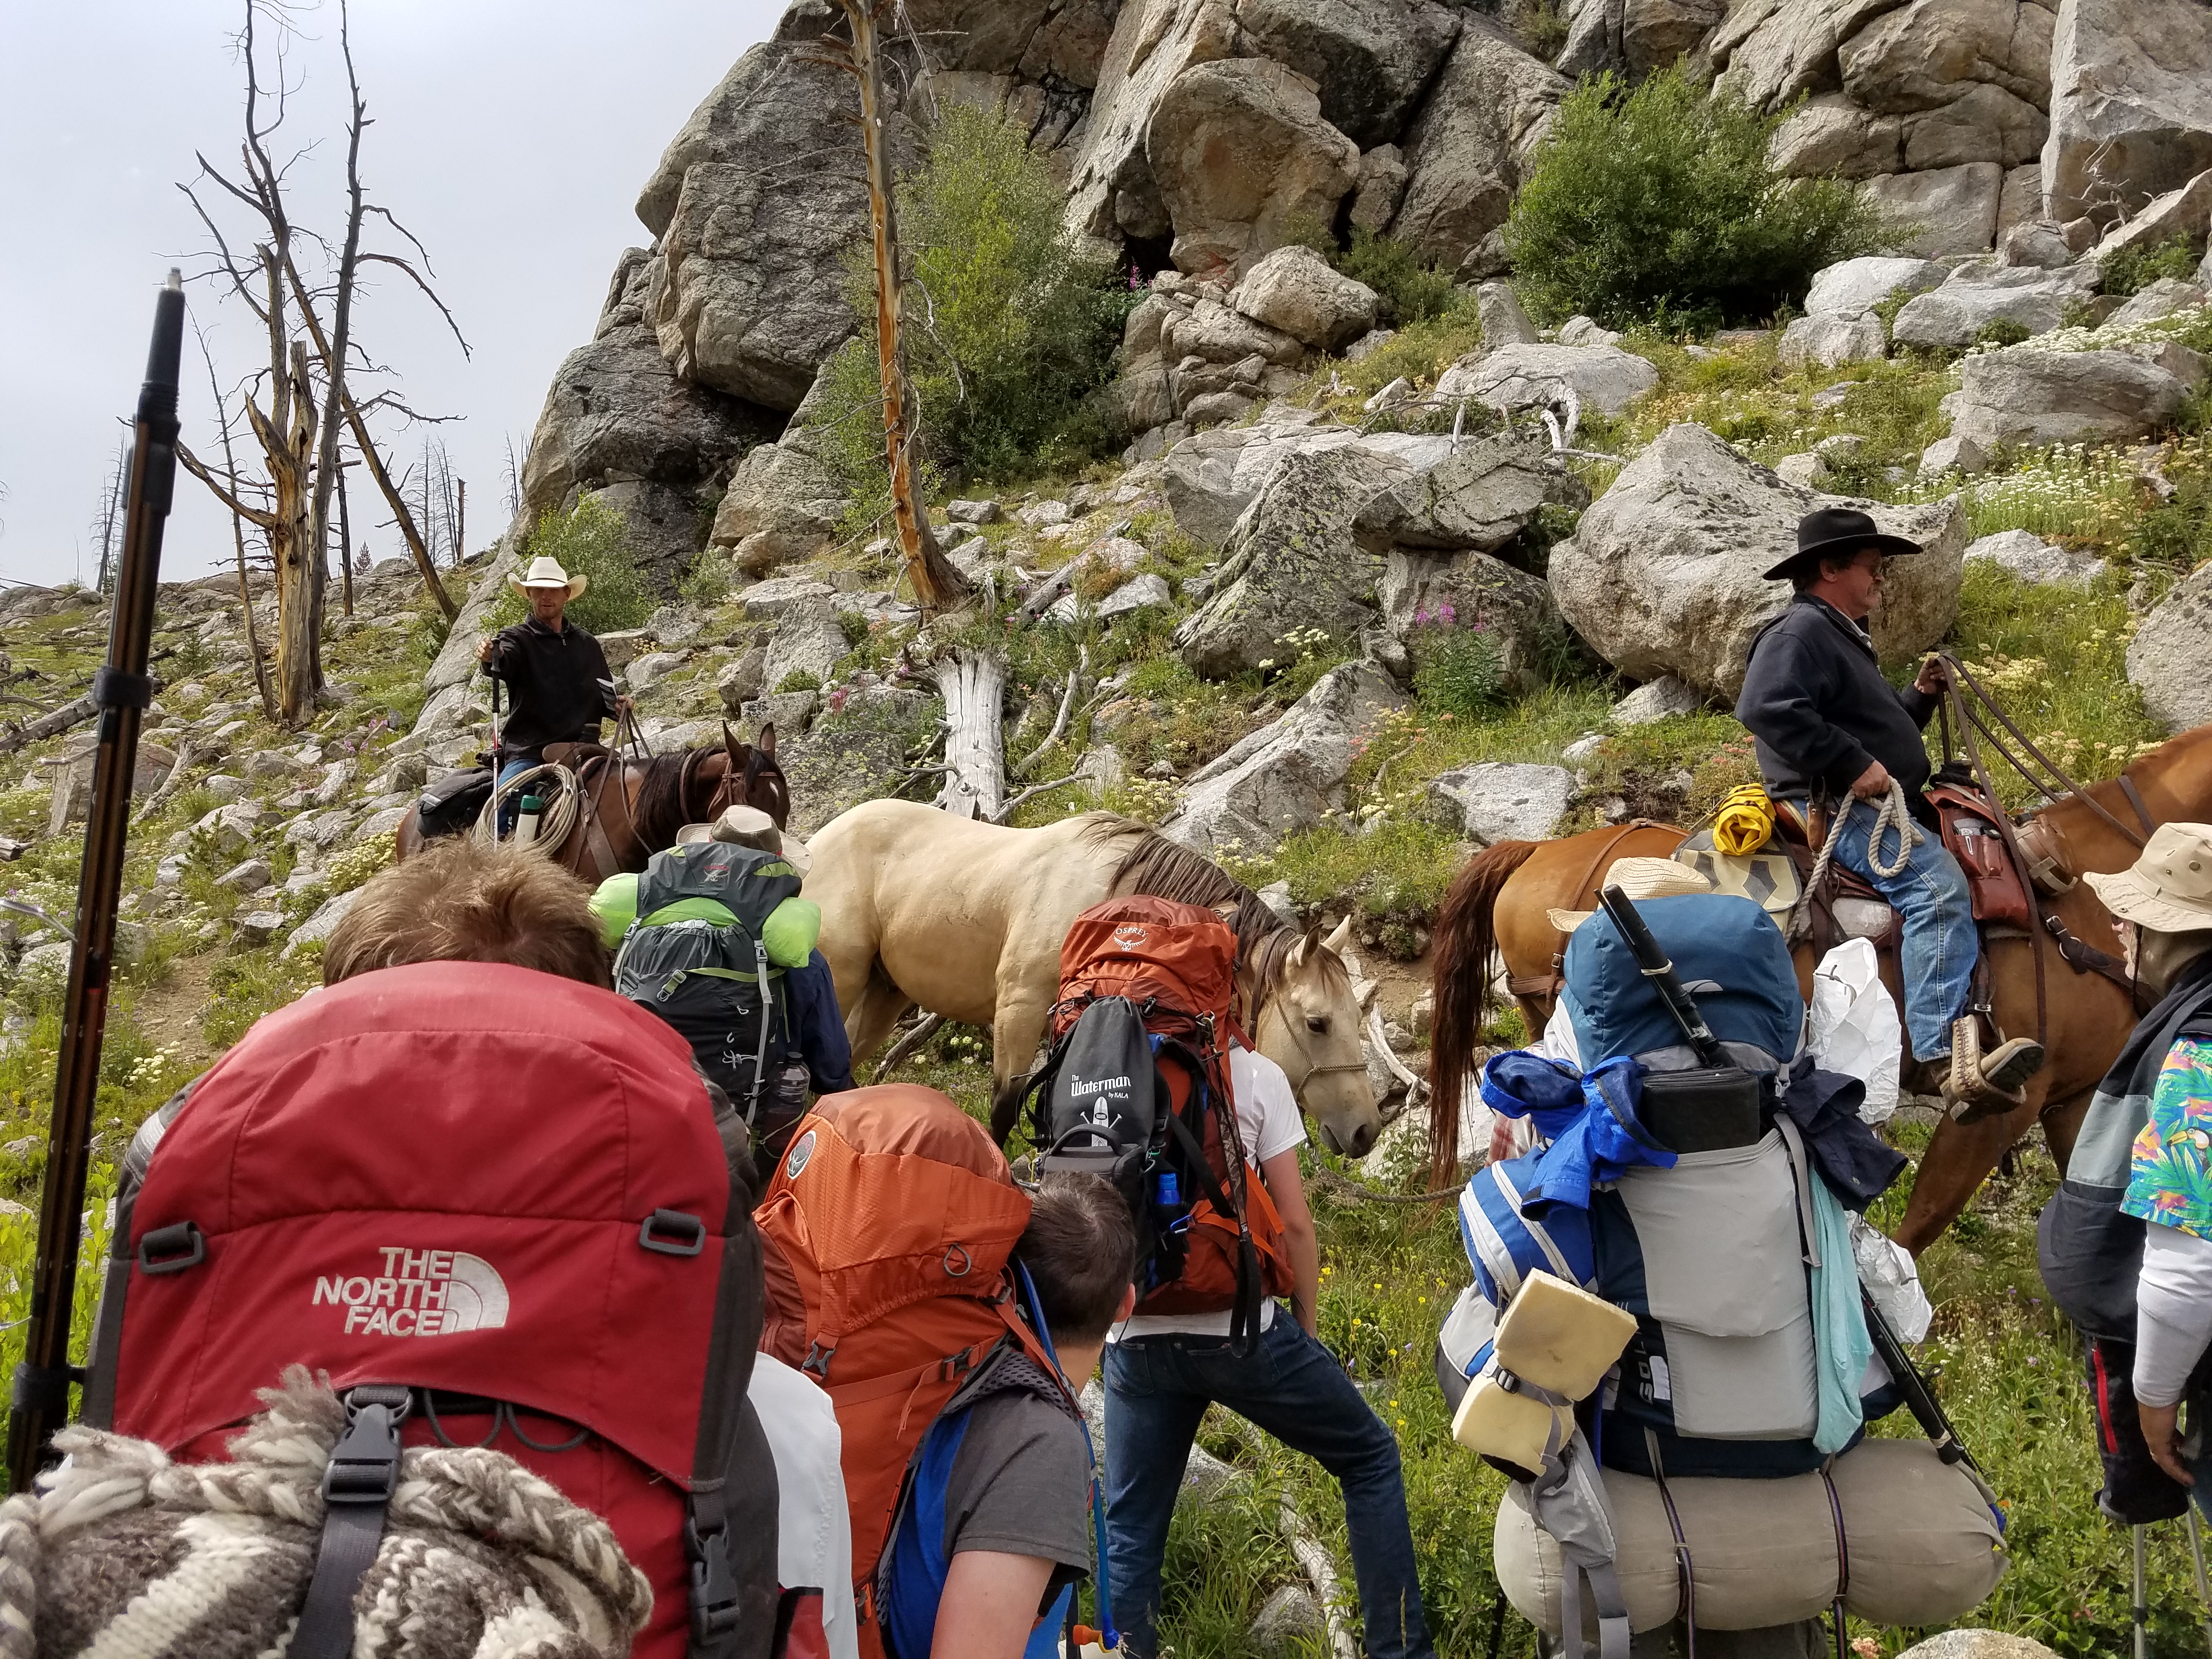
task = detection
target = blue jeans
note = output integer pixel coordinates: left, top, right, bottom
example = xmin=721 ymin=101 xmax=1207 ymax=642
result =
xmin=1103 ymin=1318 xmax=1434 ymax=1659
xmin=1827 ymin=796 xmax=1976 ymax=1062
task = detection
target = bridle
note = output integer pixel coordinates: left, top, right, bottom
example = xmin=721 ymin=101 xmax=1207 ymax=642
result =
xmin=1254 ymin=989 xmax=1368 ymax=1098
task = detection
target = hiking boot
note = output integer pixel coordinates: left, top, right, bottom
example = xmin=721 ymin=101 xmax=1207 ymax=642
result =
xmin=1942 ymin=1017 xmax=2046 ymax=1124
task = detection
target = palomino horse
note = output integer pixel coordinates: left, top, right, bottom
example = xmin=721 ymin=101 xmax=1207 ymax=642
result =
xmin=393 ymin=723 xmax=791 ymax=885
xmin=1427 ymin=723 xmax=2212 ymax=1253
xmin=803 ymin=798 xmax=1385 ymax=1157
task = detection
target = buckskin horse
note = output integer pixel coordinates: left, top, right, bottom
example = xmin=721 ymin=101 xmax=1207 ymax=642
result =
xmin=802 ymin=798 xmax=1384 ymax=1158
xmin=1426 ymin=721 xmax=2212 ymax=1254
xmin=392 ymin=722 xmax=791 ymax=885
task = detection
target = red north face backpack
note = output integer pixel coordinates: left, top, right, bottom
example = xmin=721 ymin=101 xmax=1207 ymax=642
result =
xmin=80 ymin=961 xmax=778 ymax=1659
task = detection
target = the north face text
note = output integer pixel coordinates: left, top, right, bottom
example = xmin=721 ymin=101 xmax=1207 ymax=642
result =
xmin=312 ymin=1247 xmax=511 ymax=1336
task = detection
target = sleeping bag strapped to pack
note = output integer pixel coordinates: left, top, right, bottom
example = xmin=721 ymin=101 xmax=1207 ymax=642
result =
xmin=755 ymin=1086 xmax=1085 ymax=1659
xmin=415 ymin=766 xmax=493 ymax=840
xmin=610 ymin=840 xmax=807 ymax=1122
xmin=80 ymin=962 xmax=778 ymax=1659
xmin=1024 ymin=896 xmax=1291 ymax=1356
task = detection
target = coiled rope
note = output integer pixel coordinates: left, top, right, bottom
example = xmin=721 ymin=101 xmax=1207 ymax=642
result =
xmin=1788 ymin=780 xmax=1923 ymax=943
xmin=471 ymin=761 xmax=583 ymax=851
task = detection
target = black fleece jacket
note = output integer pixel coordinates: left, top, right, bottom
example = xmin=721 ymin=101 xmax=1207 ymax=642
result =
xmin=1735 ymin=595 xmax=1939 ymax=826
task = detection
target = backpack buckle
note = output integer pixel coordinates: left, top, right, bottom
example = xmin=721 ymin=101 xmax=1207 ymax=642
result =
xmin=639 ymin=1209 xmax=707 ymax=1256
xmin=684 ymin=1511 xmax=741 ymax=1641
xmin=322 ymin=1385 xmax=411 ymax=1505
xmin=137 ymin=1220 xmax=205 ymax=1276
xmin=802 ymin=1342 xmax=835 ymax=1380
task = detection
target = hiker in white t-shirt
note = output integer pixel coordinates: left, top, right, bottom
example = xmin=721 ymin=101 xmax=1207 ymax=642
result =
xmin=751 ymin=1354 xmax=860 ymax=1659
xmin=1101 ymin=1045 xmax=1436 ymax=1659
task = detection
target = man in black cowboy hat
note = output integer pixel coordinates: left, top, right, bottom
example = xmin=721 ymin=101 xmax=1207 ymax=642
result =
xmin=1736 ymin=507 xmax=2044 ymax=1116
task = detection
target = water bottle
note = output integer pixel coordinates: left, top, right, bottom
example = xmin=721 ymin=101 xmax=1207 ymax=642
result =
xmin=515 ymin=793 xmax=543 ymax=845
xmin=1155 ymin=1171 xmax=1180 ymax=1210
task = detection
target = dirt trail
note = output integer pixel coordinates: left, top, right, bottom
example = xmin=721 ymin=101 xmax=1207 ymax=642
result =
xmin=125 ymin=951 xmax=218 ymax=1071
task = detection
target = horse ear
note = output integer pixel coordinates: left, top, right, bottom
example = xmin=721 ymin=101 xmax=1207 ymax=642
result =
xmin=1323 ymin=913 xmax=1353 ymax=956
xmin=1288 ymin=924 xmax=1318 ymax=968
xmin=721 ymin=720 xmax=741 ymax=760
xmin=757 ymin=722 xmax=777 ymax=757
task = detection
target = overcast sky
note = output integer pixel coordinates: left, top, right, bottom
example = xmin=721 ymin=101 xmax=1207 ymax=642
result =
xmin=0 ymin=0 xmax=785 ymax=589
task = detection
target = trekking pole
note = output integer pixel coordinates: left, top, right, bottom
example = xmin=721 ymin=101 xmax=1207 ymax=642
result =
xmin=7 ymin=272 xmax=185 ymax=1493
xmin=2188 ymin=1506 xmax=2212 ymax=1659
xmin=2136 ymin=1524 xmax=2151 ymax=1659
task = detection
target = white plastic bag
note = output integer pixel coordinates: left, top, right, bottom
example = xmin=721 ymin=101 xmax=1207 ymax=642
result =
xmin=1848 ymin=1211 xmax=1933 ymax=1345
xmin=1807 ymin=938 xmax=1901 ymax=1125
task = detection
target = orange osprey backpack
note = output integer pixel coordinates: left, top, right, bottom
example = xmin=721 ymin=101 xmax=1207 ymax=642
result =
xmin=1023 ymin=896 xmax=1293 ymax=1355
xmin=755 ymin=1085 xmax=1077 ymax=1659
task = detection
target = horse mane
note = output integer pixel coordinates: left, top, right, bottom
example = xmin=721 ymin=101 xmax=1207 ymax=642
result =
xmin=1426 ymin=838 xmax=1542 ymax=1187
xmin=1085 ymin=816 xmax=1341 ymax=1002
xmin=631 ymin=751 xmax=701 ymax=852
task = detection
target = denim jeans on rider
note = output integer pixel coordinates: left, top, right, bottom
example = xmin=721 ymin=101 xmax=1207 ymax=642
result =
xmin=1827 ymin=796 xmax=1975 ymax=1062
xmin=494 ymin=757 xmax=534 ymax=837
xmin=1103 ymin=1317 xmax=1435 ymax=1659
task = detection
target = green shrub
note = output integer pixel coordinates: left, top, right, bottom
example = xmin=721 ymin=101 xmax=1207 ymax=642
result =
xmin=1506 ymin=66 xmax=1888 ymax=329
xmin=2100 ymin=235 xmax=2201 ymax=298
xmin=816 ymin=103 xmax=1134 ymax=519
xmin=774 ymin=669 xmax=823 ymax=695
xmin=492 ymin=496 xmax=653 ymax=636
xmin=1409 ymin=614 xmax=1504 ymax=717
xmin=1974 ymin=318 xmax=2033 ymax=349
xmin=677 ymin=548 xmax=735 ymax=607
xmin=1334 ymin=230 xmax=1464 ymax=328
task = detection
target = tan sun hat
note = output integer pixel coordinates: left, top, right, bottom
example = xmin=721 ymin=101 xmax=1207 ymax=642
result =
xmin=1547 ymin=855 xmax=1714 ymax=934
xmin=510 ymin=555 xmax=588 ymax=601
xmin=2084 ymin=822 xmax=2212 ymax=934
xmin=674 ymin=803 xmax=811 ymax=875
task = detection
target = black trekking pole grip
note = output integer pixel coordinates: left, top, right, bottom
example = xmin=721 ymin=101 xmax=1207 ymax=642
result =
xmin=1597 ymin=885 xmax=1725 ymax=1066
xmin=8 ymin=272 xmax=185 ymax=1494
xmin=1862 ymin=1288 xmax=1977 ymax=1472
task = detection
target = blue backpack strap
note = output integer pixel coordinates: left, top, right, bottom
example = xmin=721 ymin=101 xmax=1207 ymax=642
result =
xmin=882 ymin=1408 xmax=974 ymax=1659
xmin=1015 ymin=1261 xmax=1119 ymax=1655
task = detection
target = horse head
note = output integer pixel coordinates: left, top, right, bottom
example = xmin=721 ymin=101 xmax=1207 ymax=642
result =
xmin=1255 ymin=913 xmax=1380 ymax=1158
xmin=712 ymin=720 xmax=791 ymax=829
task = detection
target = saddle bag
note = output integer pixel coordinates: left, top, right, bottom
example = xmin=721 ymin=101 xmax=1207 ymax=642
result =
xmin=414 ymin=766 xmax=492 ymax=840
xmin=80 ymin=962 xmax=778 ymax=1659
xmin=1927 ymin=779 xmax=2034 ymax=930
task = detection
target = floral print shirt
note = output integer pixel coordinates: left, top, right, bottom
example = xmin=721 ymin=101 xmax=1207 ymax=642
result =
xmin=2123 ymin=1039 xmax=2212 ymax=1240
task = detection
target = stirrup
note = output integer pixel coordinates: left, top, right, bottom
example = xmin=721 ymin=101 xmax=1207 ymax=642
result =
xmin=1942 ymin=1019 xmax=2042 ymax=1124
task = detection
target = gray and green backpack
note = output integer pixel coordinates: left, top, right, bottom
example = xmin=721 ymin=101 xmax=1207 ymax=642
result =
xmin=612 ymin=842 xmax=806 ymax=1120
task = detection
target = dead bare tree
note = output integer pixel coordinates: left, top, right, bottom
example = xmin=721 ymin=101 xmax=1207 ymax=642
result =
xmin=335 ymin=452 xmax=355 ymax=618
xmin=190 ymin=323 xmax=277 ymax=722
xmin=810 ymin=1 xmax=970 ymax=618
xmin=91 ymin=438 xmax=129 ymax=595
xmin=178 ymin=1 xmax=459 ymax=729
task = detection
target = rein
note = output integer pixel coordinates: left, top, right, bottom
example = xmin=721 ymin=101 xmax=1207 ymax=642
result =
xmin=1938 ymin=653 xmax=2153 ymax=847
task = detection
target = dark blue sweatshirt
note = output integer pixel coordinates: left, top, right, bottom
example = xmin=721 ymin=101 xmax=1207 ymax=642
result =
xmin=1735 ymin=596 xmax=1939 ymax=826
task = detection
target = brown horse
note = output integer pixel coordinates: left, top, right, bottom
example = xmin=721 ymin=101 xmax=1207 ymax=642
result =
xmin=392 ymin=723 xmax=791 ymax=885
xmin=1427 ymin=724 xmax=2212 ymax=1253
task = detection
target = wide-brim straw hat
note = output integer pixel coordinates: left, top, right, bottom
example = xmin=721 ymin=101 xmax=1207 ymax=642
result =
xmin=1762 ymin=506 xmax=1926 ymax=582
xmin=510 ymin=555 xmax=588 ymax=600
xmin=1549 ymin=856 xmax=1714 ymax=934
xmin=2084 ymin=822 xmax=2212 ymax=935
xmin=675 ymin=804 xmax=812 ymax=875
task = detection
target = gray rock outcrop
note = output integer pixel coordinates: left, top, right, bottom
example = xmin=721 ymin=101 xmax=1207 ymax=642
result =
xmin=517 ymin=251 xmax=774 ymax=526
xmin=1434 ymin=342 xmax=1660 ymax=417
xmin=1549 ymin=422 xmax=1966 ymax=700
xmin=2104 ymin=276 xmax=2210 ymax=329
xmin=1940 ymin=346 xmax=2196 ymax=448
xmin=1804 ymin=256 xmax=1949 ymax=317
xmin=2045 ymin=0 xmax=2212 ymax=226
xmin=1427 ymin=761 xmax=1574 ymax=845
xmin=1231 ymin=245 xmax=1381 ymax=352
xmin=637 ymin=43 xmax=884 ymax=410
xmin=1232 ymin=0 xmax=1462 ymax=150
xmin=2129 ymin=560 xmax=2212 ymax=733
xmin=1962 ymin=528 xmax=2106 ymax=585
xmin=1558 ymin=0 xmax=1725 ymax=81
xmin=1780 ymin=312 xmax=1888 ymax=369
xmin=1162 ymin=660 xmax=1407 ymax=853
xmin=1890 ymin=262 xmax=2101 ymax=347
xmin=1379 ymin=546 xmax=1569 ymax=698
xmin=1389 ymin=18 xmax=1565 ymax=274
xmin=1147 ymin=57 xmax=1361 ymax=276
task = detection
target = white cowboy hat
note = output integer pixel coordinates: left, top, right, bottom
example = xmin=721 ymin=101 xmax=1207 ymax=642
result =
xmin=1547 ymin=856 xmax=1714 ymax=934
xmin=675 ymin=803 xmax=812 ymax=875
xmin=510 ymin=555 xmax=588 ymax=601
xmin=2085 ymin=822 xmax=2212 ymax=935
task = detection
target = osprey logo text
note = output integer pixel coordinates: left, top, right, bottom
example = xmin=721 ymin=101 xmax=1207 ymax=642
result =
xmin=313 ymin=1248 xmax=510 ymax=1336
xmin=1111 ymin=924 xmax=1149 ymax=951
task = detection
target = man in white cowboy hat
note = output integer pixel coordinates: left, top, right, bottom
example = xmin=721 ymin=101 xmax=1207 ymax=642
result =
xmin=475 ymin=555 xmax=634 ymax=804
xmin=589 ymin=805 xmax=853 ymax=1152
xmin=2063 ymin=825 xmax=2212 ymax=1494
xmin=1735 ymin=505 xmax=2042 ymax=1119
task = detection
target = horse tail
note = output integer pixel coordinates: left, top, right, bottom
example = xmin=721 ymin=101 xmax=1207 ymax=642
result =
xmin=1429 ymin=838 xmax=1541 ymax=1187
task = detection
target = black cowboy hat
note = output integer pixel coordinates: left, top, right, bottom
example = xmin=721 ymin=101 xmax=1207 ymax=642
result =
xmin=1761 ymin=506 xmax=1925 ymax=582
